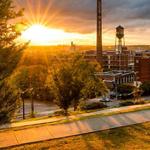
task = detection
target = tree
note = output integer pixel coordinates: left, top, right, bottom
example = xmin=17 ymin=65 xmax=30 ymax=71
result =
xmin=71 ymin=55 xmax=108 ymax=110
xmin=140 ymin=81 xmax=150 ymax=96
xmin=48 ymin=54 xmax=108 ymax=115
xmin=133 ymin=86 xmax=143 ymax=103
xmin=0 ymin=0 xmax=25 ymax=123
xmin=9 ymin=63 xmax=53 ymax=100
xmin=117 ymin=84 xmax=134 ymax=99
xmin=50 ymin=65 xmax=74 ymax=115
xmin=117 ymin=84 xmax=134 ymax=95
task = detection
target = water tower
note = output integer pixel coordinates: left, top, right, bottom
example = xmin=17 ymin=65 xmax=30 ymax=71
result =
xmin=115 ymin=25 xmax=125 ymax=53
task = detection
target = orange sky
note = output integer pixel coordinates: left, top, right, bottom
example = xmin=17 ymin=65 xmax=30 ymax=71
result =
xmin=15 ymin=0 xmax=150 ymax=46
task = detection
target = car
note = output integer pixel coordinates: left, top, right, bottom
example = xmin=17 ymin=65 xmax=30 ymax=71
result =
xmin=100 ymin=97 xmax=111 ymax=102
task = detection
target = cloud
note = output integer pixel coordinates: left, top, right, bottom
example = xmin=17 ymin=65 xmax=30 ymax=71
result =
xmin=15 ymin=0 xmax=150 ymax=44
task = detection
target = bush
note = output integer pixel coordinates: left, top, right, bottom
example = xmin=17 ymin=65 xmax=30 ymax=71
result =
xmin=0 ymin=111 xmax=10 ymax=125
xmin=118 ymin=84 xmax=134 ymax=95
xmin=140 ymin=81 xmax=150 ymax=96
xmin=118 ymin=84 xmax=134 ymax=99
xmin=54 ymin=110 xmax=69 ymax=116
xmin=120 ymin=94 xmax=133 ymax=100
xmin=120 ymin=101 xmax=134 ymax=106
xmin=135 ymin=100 xmax=145 ymax=105
xmin=120 ymin=99 xmax=146 ymax=107
xmin=81 ymin=102 xmax=107 ymax=110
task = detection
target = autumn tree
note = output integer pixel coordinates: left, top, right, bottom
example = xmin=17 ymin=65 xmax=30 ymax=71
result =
xmin=0 ymin=0 xmax=25 ymax=123
xmin=48 ymin=54 xmax=108 ymax=115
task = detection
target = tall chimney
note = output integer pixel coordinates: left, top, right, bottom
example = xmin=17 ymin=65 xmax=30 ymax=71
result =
xmin=97 ymin=0 xmax=103 ymax=65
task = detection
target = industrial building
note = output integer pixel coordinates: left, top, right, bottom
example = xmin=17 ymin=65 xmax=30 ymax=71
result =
xmin=84 ymin=26 xmax=135 ymax=71
xmin=84 ymin=25 xmax=136 ymax=89
xmin=134 ymin=50 xmax=150 ymax=82
xmin=95 ymin=70 xmax=136 ymax=89
xmin=86 ymin=0 xmax=136 ymax=89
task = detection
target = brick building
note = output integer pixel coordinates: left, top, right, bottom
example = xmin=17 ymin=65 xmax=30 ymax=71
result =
xmin=84 ymin=48 xmax=134 ymax=71
xmin=103 ymin=48 xmax=134 ymax=71
xmin=135 ymin=54 xmax=150 ymax=82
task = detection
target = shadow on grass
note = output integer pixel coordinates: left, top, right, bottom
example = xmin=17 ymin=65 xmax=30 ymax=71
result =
xmin=70 ymin=112 xmax=149 ymax=150
xmin=5 ymin=112 xmax=150 ymax=150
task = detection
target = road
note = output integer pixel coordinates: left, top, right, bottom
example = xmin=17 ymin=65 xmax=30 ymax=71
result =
xmin=15 ymin=96 xmax=150 ymax=120
xmin=87 ymin=96 xmax=150 ymax=108
xmin=15 ymin=100 xmax=59 ymax=120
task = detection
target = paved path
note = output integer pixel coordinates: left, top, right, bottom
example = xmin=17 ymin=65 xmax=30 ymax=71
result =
xmin=1 ymin=103 xmax=150 ymax=130
xmin=0 ymin=109 xmax=150 ymax=149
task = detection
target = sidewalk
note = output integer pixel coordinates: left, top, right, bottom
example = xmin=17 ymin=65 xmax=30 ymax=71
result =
xmin=0 ymin=109 xmax=150 ymax=148
xmin=0 ymin=103 xmax=150 ymax=130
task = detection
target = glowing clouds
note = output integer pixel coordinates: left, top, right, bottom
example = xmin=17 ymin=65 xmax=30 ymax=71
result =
xmin=21 ymin=24 xmax=95 ymax=45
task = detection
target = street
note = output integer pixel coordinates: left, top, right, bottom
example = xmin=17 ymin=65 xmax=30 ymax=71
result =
xmin=15 ymin=96 xmax=150 ymax=120
xmin=15 ymin=100 xmax=59 ymax=120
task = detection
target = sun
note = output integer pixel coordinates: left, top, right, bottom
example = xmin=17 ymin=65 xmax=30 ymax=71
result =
xmin=21 ymin=24 xmax=68 ymax=45
xmin=21 ymin=24 xmax=52 ymax=45
xmin=20 ymin=24 xmax=96 ymax=46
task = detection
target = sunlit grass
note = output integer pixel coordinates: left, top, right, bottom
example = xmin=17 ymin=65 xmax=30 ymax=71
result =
xmin=7 ymin=122 xmax=150 ymax=150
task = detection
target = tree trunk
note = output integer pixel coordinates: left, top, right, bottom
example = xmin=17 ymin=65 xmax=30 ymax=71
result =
xmin=64 ymin=109 xmax=68 ymax=116
xmin=74 ymin=104 xmax=77 ymax=111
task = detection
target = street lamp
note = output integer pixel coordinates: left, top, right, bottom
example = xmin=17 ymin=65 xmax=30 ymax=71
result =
xmin=20 ymin=90 xmax=26 ymax=119
xmin=113 ymin=75 xmax=118 ymax=100
xmin=29 ymin=87 xmax=34 ymax=118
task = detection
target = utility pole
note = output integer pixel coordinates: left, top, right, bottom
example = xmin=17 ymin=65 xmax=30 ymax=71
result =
xmin=30 ymin=50 xmax=34 ymax=118
xmin=22 ymin=97 xmax=25 ymax=119
xmin=97 ymin=0 xmax=103 ymax=66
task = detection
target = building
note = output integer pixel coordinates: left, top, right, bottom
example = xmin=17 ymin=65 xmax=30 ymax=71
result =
xmin=135 ymin=50 xmax=150 ymax=82
xmin=84 ymin=48 xmax=134 ymax=71
xmin=84 ymin=26 xmax=134 ymax=71
xmin=95 ymin=70 xmax=136 ymax=90
xmin=103 ymin=48 xmax=134 ymax=71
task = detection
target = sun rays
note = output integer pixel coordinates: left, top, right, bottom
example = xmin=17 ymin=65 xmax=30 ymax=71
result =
xmin=15 ymin=0 xmax=114 ymax=46
xmin=20 ymin=23 xmax=96 ymax=45
xmin=15 ymin=0 xmax=57 ymax=27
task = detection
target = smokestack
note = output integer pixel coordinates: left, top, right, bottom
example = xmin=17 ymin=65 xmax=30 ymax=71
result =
xmin=97 ymin=0 xmax=103 ymax=65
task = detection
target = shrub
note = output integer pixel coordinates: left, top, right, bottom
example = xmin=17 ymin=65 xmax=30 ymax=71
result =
xmin=120 ymin=99 xmax=145 ymax=107
xmin=140 ymin=81 xmax=150 ymax=96
xmin=135 ymin=100 xmax=145 ymax=105
xmin=0 ymin=111 xmax=10 ymax=125
xmin=81 ymin=102 xmax=107 ymax=110
xmin=54 ymin=110 xmax=69 ymax=116
xmin=117 ymin=84 xmax=134 ymax=99
xmin=120 ymin=101 xmax=134 ymax=106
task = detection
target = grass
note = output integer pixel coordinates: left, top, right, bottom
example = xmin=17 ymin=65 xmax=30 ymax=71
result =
xmin=49 ymin=105 xmax=150 ymax=125
xmin=1 ymin=104 xmax=149 ymax=133
xmin=7 ymin=122 xmax=150 ymax=150
xmin=13 ymin=103 xmax=150 ymax=124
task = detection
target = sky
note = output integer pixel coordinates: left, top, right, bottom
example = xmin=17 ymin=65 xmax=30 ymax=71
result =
xmin=15 ymin=0 xmax=150 ymax=45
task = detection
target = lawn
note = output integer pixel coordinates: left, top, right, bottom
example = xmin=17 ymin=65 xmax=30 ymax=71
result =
xmin=7 ymin=122 xmax=150 ymax=150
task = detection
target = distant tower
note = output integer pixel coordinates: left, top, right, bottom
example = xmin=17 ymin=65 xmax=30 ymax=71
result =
xmin=115 ymin=25 xmax=125 ymax=53
xmin=97 ymin=0 xmax=103 ymax=65
xmin=70 ymin=41 xmax=76 ymax=51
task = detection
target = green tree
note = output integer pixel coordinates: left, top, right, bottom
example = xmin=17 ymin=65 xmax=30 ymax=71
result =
xmin=117 ymin=84 xmax=134 ymax=99
xmin=140 ymin=81 xmax=150 ymax=96
xmin=117 ymin=84 xmax=134 ymax=95
xmin=9 ymin=65 xmax=51 ymax=100
xmin=48 ymin=54 xmax=108 ymax=115
xmin=0 ymin=0 xmax=25 ymax=123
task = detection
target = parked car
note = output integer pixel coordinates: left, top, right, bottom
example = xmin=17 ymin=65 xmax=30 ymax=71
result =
xmin=100 ymin=97 xmax=111 ymax=102
xmin=110 ymin=92 xmax=116 ymax=99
